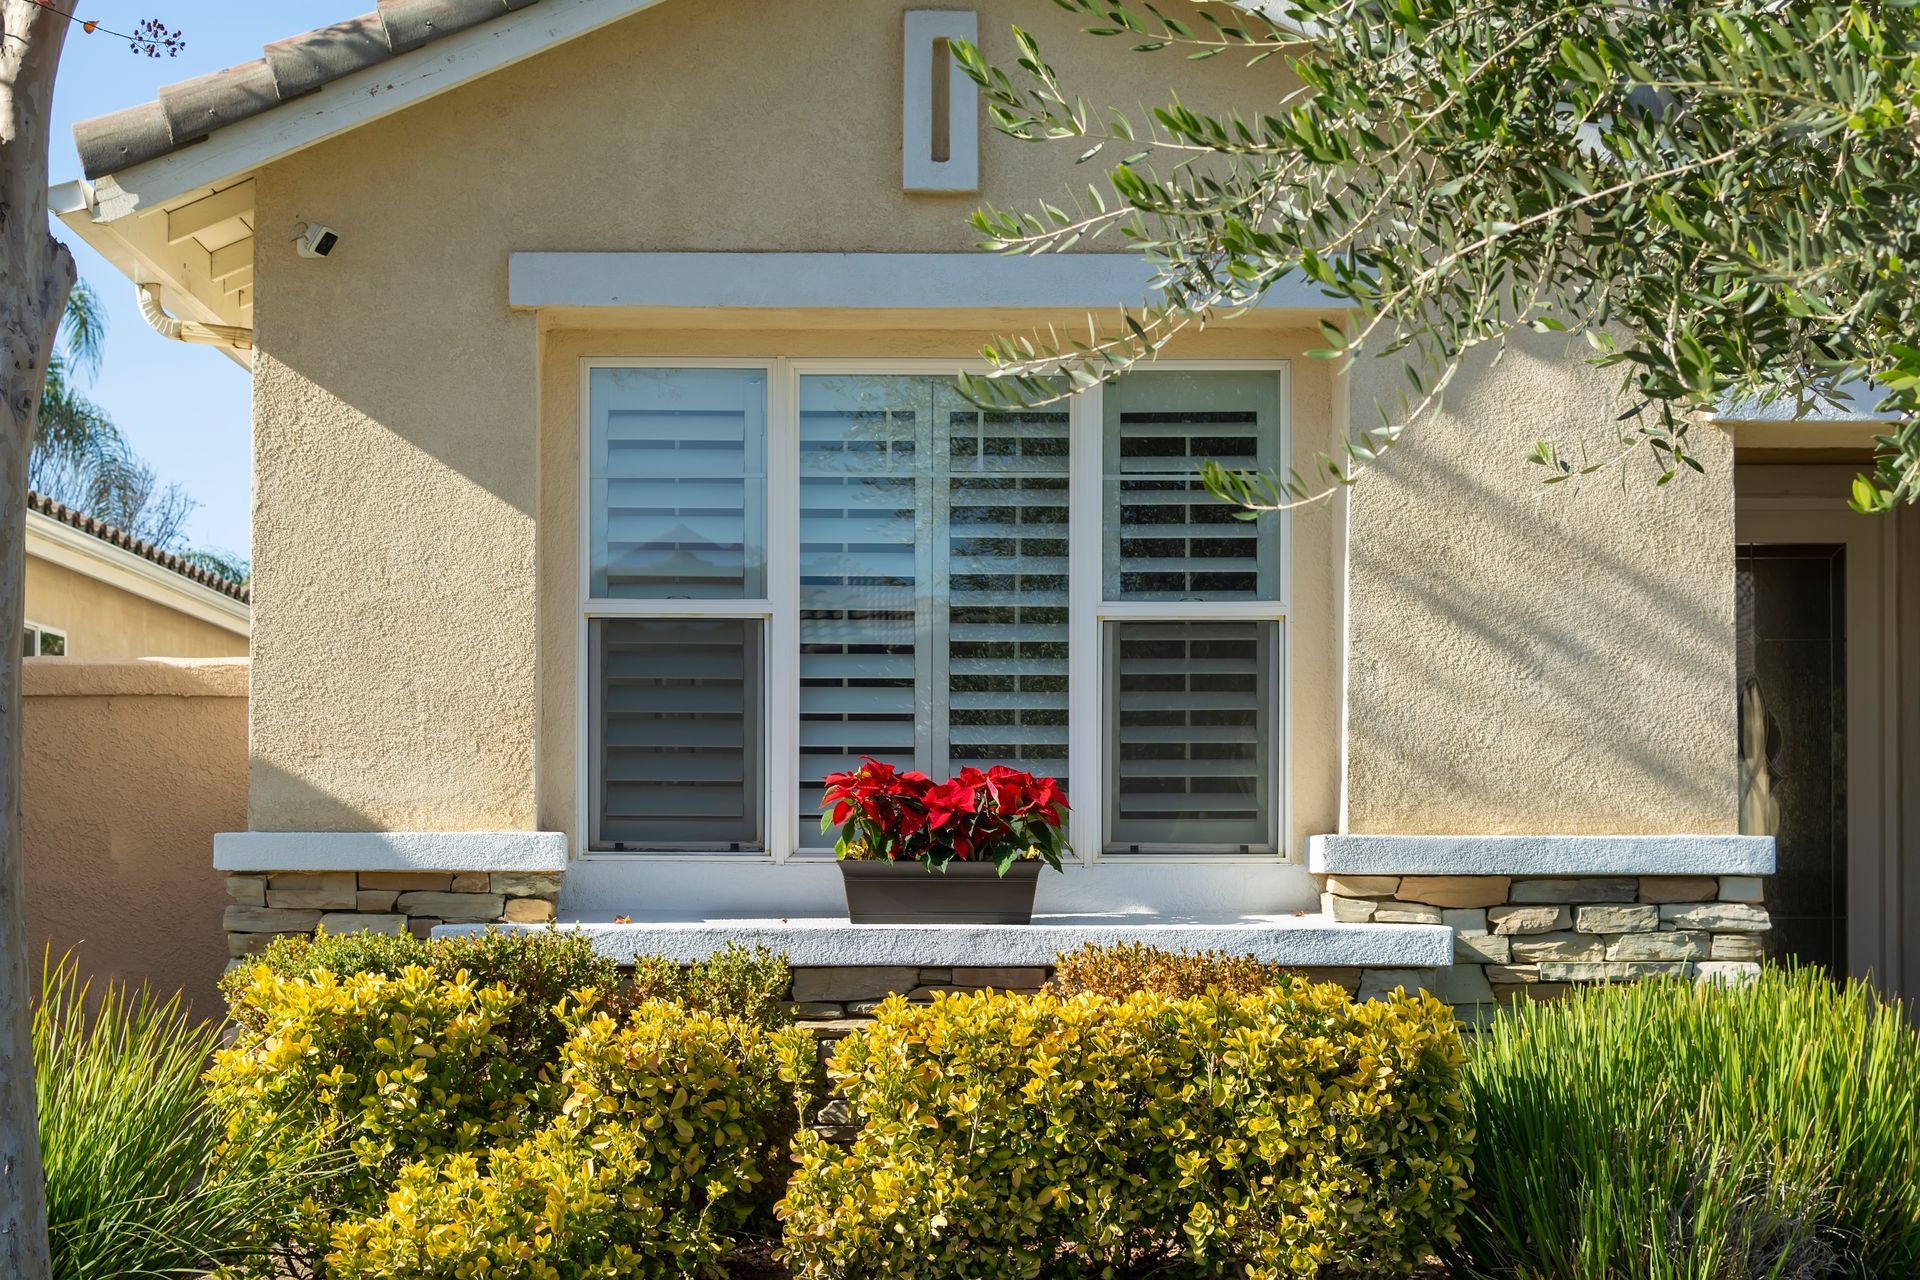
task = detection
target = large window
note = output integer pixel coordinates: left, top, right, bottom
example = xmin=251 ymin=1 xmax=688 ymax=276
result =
xmin=582 ymin=361 xmax=1287 ymax=859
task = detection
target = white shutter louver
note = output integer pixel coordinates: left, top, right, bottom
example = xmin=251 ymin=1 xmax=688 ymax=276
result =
xmin=797 ymin=376 xmax=1071 ymax=843
xmin=589 ymin=367 xmax=767 ymax=599
xmin=944 ymin=403 xmax=1071 ymax=782
xmin=1104 ymin=370 xmax=1282 ymax=602
xmin=592 ymin=617 xmax=763 ymax=850
xmin=1106 ymin=619 xmax=1276 ymax=850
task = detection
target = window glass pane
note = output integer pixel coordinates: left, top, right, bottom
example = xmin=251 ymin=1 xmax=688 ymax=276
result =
xmin=796 ymin=374 xmax=1070 ymax=842
xmin=591 ymin=617 xmax=762 ymax=851
xmin=22 ymin=628 xmax=37 ymax=657
xmin=1103 ymin=370 xmax=1282 ymax=601
xmin=38 ymin=630 xmax=65 ymax=656
xmin=589 ymin=367 xmax=766 ymax=599
xmin=940 ymin=381 xmax=1072 ymax=784
xmin=1106 ymin=619 xmax=1277 ymax=851
xmin=797 ymin=376 xmax=923 ymax=832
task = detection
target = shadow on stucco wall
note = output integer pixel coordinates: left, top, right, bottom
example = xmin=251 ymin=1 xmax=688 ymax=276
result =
xmin=23 ymin=658 xmax=248 ymax=1018
xmin=1343 ymin=332 xmax=1739 ymax=835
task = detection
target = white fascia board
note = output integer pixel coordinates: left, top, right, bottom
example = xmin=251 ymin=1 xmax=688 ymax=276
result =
xmin=439 ymin=915 xmax=1455 ymax=968
xmin=509 ymin=252 xmax=1338 ymax=312
xmin=1307 ymin=833 xmax=1776 ymax=877
xmin=53 ymin=180 xmax=254 ymax=369
xmin=69 ymin=0 xmax=671 ymax=222
xmin=27 ymin=510 xmax=248 ymax=634
xmin=215 ymin=831 xmax=569 ymax=872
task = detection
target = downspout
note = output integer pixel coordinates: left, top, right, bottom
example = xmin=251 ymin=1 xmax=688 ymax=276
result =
xmin=136 ymin=282 xmax=252 ymax=350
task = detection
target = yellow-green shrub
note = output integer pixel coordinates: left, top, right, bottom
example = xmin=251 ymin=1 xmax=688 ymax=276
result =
xmin=206 ymin=962 xmax=540 ymax=1271
xmin=779 ymin=984 xmax=1468 ymax=1280
xmin=208 ymin=945 xmax=815 ymax=1279
xmin=328 ymin=998 xmax=819 ymax=1280
xmin=1048 ymin=940 xmax=1291 ymax=999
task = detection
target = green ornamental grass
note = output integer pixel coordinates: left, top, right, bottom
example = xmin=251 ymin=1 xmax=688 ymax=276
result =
xmin=33 ymin=952 xmax=325 ymax=1280
xmin=1453 ymin=967 xmax=1920 ymax=1279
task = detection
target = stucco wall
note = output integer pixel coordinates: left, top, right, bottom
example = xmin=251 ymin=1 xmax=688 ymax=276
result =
xmin=1343 ymin=333 xmax=1739 ymax=834
xmin=23 ymin=658 xmax=247 ymax=1017
xmin=25 ymin=554 xmax=248 ymax=659
xmin=248 ymin=0 xmax=1739 ymax=845
xmin=247 ymin=0 xmax=1295 ymax=833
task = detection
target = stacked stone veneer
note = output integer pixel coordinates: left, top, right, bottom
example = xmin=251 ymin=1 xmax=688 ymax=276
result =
xmin=1321 ymin=873 xmax=1769 ymax=1006
xmin=222 ymin=870 xmax=562 ymax=957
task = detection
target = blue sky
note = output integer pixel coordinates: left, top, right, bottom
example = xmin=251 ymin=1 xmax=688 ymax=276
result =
xmin=51 ymin=2 xmax=349 ymax=557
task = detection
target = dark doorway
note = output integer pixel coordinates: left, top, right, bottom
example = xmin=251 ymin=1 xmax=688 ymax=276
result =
xmin=1735 ymin=544 xmax=1847 ymax=976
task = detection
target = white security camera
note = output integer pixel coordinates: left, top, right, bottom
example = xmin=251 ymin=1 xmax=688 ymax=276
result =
xmin=294 ymin=223 xmax=339 ymax=258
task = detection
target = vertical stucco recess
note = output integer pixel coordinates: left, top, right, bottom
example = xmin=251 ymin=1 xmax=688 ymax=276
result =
xmin=535 ymin=321 xmax=1341 ymax=854
xmin=1343 ymin=330 xmax=1738 ymax=835
xmin=246 ymin=0 xmax=1290 ymax=832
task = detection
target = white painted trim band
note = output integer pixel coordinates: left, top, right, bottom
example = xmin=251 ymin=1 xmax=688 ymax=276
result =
xmin=509 ymin=252 xmax=1335 ymax=312
xmin=215 ymin=831 xmax=569 ymax=872
xmin=1307 ymin=834 xmax=1776 ymax=877
xmin=438 ymin=915 xmax=1455 ymax=968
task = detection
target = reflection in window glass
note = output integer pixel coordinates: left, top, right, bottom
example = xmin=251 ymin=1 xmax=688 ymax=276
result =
xmin=588 ymin=367 xmax=767 ymax=599
xmin=795 ymin=374 xmax=1070 ymax=840
xmin=1106 ymin=619 xmax=1277 ymax=851
xmin=1103 ymin=370 xmax=1283 ymax=601
xmin=590 ymin=616 xmax=763 ymax=851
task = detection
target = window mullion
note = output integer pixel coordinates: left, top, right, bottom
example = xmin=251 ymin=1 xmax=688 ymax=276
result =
xmin=1068 ymin=383 xmax=1104 ymax=865
xmin=766 ymin=360 xmax=799 ymax=862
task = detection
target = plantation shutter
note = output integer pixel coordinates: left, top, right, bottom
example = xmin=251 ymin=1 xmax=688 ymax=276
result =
xmin=942 ymin=393 xmax=1072 ymax=785
xmin=592 ymin=617 xmax=763 ymax=850
xmin=1106 ymin=620 xmax=1276 ymax=850
xmin=589 ymin=367 xmax=767 ymax=599
xmin=1103 ymin=370 xmax=1282 ymax=601
xmin=797 ymin=379 xmax=923 ymax=832
xmin=797 ymin=376 xmax=1071 ymax=842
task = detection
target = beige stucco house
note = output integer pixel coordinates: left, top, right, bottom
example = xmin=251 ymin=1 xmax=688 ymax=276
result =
xmin=24 ymin=490 xmax=248 ymax=659
xmin=53 ymin=0 xmax=1917 ymax=1006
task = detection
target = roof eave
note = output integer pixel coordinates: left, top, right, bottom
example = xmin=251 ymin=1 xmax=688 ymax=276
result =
xmin=69 ymin=0 xmax=668 ymax=223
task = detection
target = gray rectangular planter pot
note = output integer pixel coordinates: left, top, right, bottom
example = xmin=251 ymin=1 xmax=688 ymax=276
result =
xmin=839 ymin=859 xmax=1041 ymax=924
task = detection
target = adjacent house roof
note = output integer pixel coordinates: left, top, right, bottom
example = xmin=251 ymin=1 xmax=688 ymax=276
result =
xmin=74 ymin=0 xmax=553 ymax=179
xmin=29 ymin=491 xmax=250 ymax=604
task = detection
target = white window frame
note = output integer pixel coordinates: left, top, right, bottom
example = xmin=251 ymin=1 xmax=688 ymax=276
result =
xmin=576 ymin=356 xmax=1291 ymax=876
xmin=24 ymin=621 xmax=67 ymax=657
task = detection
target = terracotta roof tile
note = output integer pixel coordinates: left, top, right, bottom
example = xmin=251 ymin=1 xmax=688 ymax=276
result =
xmin=73 ymin=0 xmax=547 ymax=180
xmin=29 ymin=491 xmax=250 ymax=604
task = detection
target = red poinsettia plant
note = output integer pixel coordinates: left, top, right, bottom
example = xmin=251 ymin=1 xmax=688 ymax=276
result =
xmin=820 ymin=758 xmax=1070 ymax=875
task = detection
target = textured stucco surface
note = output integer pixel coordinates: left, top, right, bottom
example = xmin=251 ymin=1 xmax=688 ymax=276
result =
xmin=249 ymin=0 xmax=1740 ymax=851
xmin=1343 ymin=332 xmax=1739 ymax=834
xmin=26 ymin=555 xmax=248 ymax=659
xmin=23 ymin=659 xmax=247 ymax=1016
xmin=249 ymin=0 xmax=1295 ymax=834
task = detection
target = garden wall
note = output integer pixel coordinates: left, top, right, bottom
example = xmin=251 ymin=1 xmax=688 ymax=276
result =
xmin=23 ymin=657 xmax=247 ymax=1017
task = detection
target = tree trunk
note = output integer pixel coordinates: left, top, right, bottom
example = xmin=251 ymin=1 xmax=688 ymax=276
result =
xmin=0 ymin=5 xmax=72 ymax=1279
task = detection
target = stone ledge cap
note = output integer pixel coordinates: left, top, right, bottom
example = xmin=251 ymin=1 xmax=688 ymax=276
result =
xmin=1308 ymin=834 xmax=1775 ymax=878
xmin=215 ymin=831 xmax=568 ymax=873
xmin=435 ymin=914 xmax=1455 ymax=969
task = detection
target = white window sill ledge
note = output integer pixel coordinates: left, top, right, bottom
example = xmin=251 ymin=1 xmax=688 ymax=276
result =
xmin=214 ymin=831 xmax=568 ymax=873
xmin=1307 ymin=834 xmax=1775 ymax=878
xmin=435 ymin=915 xmax=1454 ymax=969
